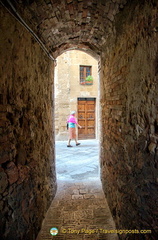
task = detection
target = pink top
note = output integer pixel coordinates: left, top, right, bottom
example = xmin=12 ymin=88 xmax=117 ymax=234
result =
xmin=67 ymin=115 xmax=78 ymax=124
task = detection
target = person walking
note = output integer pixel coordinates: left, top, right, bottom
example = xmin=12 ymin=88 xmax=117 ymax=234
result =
xmin=67 ymin=111 xmax=82 ymax=147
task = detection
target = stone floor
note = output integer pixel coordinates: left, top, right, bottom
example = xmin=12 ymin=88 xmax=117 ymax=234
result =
xmin=36 ymin=140 xmax=118 ymax=240
xmin=55 ymin=139 xmax=100 ymax=182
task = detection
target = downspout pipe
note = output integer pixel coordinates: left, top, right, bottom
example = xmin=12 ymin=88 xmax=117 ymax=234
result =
xmin=0 ymin=0 xmax=56 ymax=63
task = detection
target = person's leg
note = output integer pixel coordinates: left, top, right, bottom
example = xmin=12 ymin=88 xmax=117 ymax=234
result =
xmin=67 ymin=138 xmax=73 ymax=147
xmin=67 ymin=128 xmax=73 ymax=147
xmin=73 ymin=129 xmax=80 ymax=146
xmin=68 ymin=138 xmax=71 ymax=145
xmin=75 ymin=138 xmax=80 ymax=146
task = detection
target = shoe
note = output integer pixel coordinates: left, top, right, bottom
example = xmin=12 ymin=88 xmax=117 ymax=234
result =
xmin=67 ymin=145 xmax=73 ymax=147
xmin=76 ymin=143 xmax=81 ymax=146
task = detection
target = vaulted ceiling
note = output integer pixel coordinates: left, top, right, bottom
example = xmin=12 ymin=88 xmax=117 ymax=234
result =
xmin=2 ymin=0 xmax=131 ymax=58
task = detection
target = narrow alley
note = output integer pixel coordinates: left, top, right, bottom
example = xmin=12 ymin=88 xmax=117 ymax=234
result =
xmin=36 ymin=140 xmax=118 ymax=240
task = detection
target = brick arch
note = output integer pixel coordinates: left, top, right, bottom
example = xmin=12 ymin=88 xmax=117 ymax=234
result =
xmin=55 ymin=43 xmax=100 ymax=61
xmin=5 ymin=0 xmax=127 ymax=58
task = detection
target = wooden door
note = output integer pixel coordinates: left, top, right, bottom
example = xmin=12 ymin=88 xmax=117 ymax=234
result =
xmin=78 ymin=98 xmax=96 ymax=139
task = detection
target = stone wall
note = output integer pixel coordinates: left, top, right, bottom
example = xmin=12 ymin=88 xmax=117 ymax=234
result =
xmin=100 ymin=1 xmax=158 ymax=239
xmin=0 ymin=6 xmax=56 ymax=240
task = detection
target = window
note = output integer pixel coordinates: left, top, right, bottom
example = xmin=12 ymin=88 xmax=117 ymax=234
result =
xmin=80 ymin=65 xmax=92 ymax=85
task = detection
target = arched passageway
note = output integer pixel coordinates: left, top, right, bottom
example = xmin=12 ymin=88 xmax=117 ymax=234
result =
xmin=0 ymin=0 xmax=158 ymax=239
xmin=54 ymin=50 xmax=100 ymax=141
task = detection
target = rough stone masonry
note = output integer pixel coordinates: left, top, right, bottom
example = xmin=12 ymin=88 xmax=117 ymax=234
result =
xmin=100 ymin=1 xmax=158 ymax=239
xmin=0 ymin=5 xmax=57 ymax=240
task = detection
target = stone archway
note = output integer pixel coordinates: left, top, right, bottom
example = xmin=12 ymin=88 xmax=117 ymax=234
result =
xmin=54 ymin=49 xmax=99 ymax=141
xmin=0 ymin=0 xmax=158 ymax=239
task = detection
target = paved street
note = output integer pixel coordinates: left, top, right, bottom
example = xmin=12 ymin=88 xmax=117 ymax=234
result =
xmin=55 ymin=140 xmax=100 ymax=182
xmin=36 ymin=140 xmax=118 ymax=240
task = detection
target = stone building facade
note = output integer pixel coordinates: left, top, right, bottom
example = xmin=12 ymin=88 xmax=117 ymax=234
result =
xmin=55 ymin=50 xmax=99 ymax=140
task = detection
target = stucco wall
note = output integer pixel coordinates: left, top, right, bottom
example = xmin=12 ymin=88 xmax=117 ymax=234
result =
xmin=100 ymin=2 xmax=158 ymax=238
xmin=0 ymin=6 xmax=56 ymax=240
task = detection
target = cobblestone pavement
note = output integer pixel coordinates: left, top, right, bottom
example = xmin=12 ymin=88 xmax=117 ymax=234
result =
xmin=36 ymin=140 xmax=118 ymax=240
xmin=55 ymin=140 xmax=100 ymax=182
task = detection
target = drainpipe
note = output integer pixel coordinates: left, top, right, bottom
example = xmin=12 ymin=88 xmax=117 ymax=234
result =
xmin=0 ymin=0 xmax=56 ymax=64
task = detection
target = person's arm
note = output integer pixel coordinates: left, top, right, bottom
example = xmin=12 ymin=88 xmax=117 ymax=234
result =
xmin=73 ymin=117 xmax=82 ymax=128
xmin=77 ymin=123 xmax=82 ymax=128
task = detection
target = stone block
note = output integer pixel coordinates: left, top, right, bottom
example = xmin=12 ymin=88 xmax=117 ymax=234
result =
xmin=16 ymin=147 xmax=27 ymax=165
xmin=83 ymin=194 xmax=95 ymax=199
xmin=72 ymin=195 xmax=83 ymax=200
xmin=0 ymin=152 xmax=10 ymax=164
xmin=67 ymin=0 xmax=73 ymax=3
xmin=148 ymin=142 xmax=156 ymax=154
xmin=79 ymin=188 xmax=88 ymax=194
xmin=73 ymin=189 xmax=79 ymax=195
xmin=0 ymin=170 xmax=8 ymax=194
xmin=0 ymin=135 xmax=8 ymax=143
xmin=0 ymin=200 xmax=4 ymax=212
xmin=17 ymin=165 xmax=30 ymax=184
xmin=5 ymin=162 xmax=19 ymax=185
